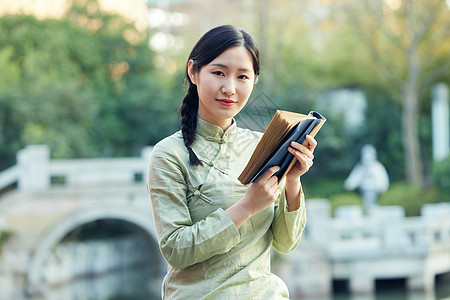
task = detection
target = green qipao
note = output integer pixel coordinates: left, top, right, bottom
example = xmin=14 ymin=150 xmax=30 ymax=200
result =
xmin=147 ymin=118 xmax=306 ymax=300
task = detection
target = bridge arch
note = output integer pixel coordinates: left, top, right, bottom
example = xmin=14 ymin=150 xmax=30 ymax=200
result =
xmin=26 ymin=202 xmax=164 ymax=293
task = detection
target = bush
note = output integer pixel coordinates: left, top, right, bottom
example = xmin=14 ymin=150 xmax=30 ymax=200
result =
xmin=329 ymin=192 xmax=362 ymax=216
xmin=0 ymin=230 xmax=14 ymax=255
xmin=378 ymin=183 xmax=438 ymax=217
xmin=432 ymin=155 xmax=450 ymax=197
xmin=303 ymin=177 xmax=346 ymax=199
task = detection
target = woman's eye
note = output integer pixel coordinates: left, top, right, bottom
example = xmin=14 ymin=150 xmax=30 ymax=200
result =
xmin=238 ymin=75 xmax=249 ymax=80
xmin=213 ymin=71 xmax=224 ymax=76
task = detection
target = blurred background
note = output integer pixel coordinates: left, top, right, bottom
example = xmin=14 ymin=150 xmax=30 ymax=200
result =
xmin=0 ymin=0 xmax=449 ymax=299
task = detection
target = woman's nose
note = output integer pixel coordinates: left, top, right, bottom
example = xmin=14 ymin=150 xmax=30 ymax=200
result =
xmin=221 ymin=78 xmax=236 ymax=96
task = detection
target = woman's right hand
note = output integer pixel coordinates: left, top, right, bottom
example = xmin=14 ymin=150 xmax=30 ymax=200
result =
xmin=225 ymin=166 xmax=280 ymax=228
xmin=242 ymin=166 xmax=281 ymax=214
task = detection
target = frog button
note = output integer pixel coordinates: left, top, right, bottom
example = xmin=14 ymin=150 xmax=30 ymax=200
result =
xmin=208 ymin=161 xmax=214 ymax=167
xmin=193 ymin=190 xmax=201 ymax=196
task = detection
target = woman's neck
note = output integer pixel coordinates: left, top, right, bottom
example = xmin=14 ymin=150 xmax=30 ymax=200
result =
xmin=199 ymin=116 xmax=233 ymax=132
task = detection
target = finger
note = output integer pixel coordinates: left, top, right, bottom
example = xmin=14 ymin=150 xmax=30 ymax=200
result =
xmin=267 ymin=175 xmax=279 ymax=188
xmin=258 ymin=165 xmax=280 ymax=182
xmin=290 ymin=141 xmax=306 ymax=152
xmin=272 ymin=186 xmax=280 ymax=198
xmin=305 ymin=135 xmax=317 ymax=151
xmin=296 ymin=154 xmax=309 ymax=169
xmin=289 ymin=144 xmax=314 ymax=160
xmin=290 ymin=149 xmax=313 ymax=169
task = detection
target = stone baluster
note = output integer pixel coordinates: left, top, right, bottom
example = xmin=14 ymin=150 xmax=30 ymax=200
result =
xmin=16 ymin=145 xmax=50 ymax=192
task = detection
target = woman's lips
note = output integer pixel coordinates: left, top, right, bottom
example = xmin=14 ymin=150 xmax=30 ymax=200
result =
xmin=217 ymin=99 xmax=237 ymax=106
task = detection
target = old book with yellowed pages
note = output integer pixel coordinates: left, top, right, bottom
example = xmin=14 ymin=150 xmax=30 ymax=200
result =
xmin=238 ymin=110 xmax=326 ymax=185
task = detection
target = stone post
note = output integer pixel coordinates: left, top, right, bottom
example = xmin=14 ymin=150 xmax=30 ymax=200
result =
xmin=0 ymin=216 xmax=5 ymax=230
xmin=407 ymin=270 xmax=434 ymax=293
xmin=141 ymin=146 xmax=153 ymax=181
xmin=304 ymin=199 xmax=331 ymax=247
xmin=432 ymin=83 xmax=449 ymax=161
xmin=16 ymin=145 xmax=50 ymax=192
xmin=350 ymin=262 xmax=375 ymax=295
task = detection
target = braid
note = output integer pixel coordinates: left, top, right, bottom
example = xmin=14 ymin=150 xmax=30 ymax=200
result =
xmin=180 ymin=84 xmax=202 ymax=166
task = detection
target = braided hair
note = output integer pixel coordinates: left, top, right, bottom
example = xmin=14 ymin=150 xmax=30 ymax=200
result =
xmin=180 ymin=83 xmax=201 ymax=165
xmin=180 ymin=25 xmax=260 ymax=166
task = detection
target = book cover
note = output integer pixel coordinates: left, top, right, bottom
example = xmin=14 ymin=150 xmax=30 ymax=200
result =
xmin=238 ymin=110 xmax=326 ymax=184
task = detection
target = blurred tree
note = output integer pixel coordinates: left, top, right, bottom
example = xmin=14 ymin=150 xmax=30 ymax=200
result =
xmin=252 ymin=0 xmax=450 ymax=190
xmin=255 ymin=0 xmax=372 ymax=181
xmin=432 ymin=155 xmax=450 ymax=197
xmin=0 ymin=0 xmax=182 ymax=169
xmin=0 ymin=45 xmax=22 ymax=169
xmin=67 ymin=0 xmax=183 ymax=156
xmin=0 ymin=15 xmax=100 ymax=166
xmin=332 ymin=0 xmax=450 ymax=186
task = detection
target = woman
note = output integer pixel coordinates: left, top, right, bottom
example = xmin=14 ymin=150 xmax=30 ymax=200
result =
xmin=147 ymin=25 xmax=317 ymax=299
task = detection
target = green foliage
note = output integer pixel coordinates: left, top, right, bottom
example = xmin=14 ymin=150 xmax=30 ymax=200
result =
xmin=361 ymin=88 xmax=404 ymax=182
xmin=310 ymin=106 xmax=362 ymax=179
xmin=303 ymin=177 xmax=346 ymax=199
xmin=329 ymin=192 xmax=363 ymax=217
xmin=0 ymin=1 xmax=183 ymax=169
xmin=378 ymin=183 xmax=439 ymax=217
xmin=432 ymin=155 xmax=450 ymax=197
xmin=262 ymin=0 xmax=450 ymax=186
xmin=257 ymin=2 xmax=407 ymax=183
xmin=0 ymin=0 xmax=449 ymax=191
xmin=0 ymin=230 xmax=14 ymax=254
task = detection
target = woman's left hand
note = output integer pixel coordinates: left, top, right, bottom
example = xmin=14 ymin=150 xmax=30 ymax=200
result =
xmin=285 ymin=135 xmax=317 ymax=180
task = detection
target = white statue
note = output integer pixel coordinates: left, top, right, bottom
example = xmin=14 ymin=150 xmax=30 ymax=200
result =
xmin=344 ymin=145 xmax=389 ymax=214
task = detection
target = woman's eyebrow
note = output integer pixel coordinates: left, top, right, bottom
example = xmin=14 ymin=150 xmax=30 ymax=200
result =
xmin=210 ymin=63 xmax=252 ymax=72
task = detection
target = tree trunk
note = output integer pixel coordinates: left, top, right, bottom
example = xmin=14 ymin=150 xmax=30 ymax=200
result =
xmin=402 ymin=39 xmax=423 ymax=186
xmin=402 ymin=85 xmax=422 ymax=185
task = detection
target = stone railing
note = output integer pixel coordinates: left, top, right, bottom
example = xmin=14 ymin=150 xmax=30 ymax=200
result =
xmin=306 ymin=200 xmax=450 ymax=259
xmin=0 ymin=145 xmax=153 ymax=193
xmin=278 ymin=199 xmax=450 ymax=296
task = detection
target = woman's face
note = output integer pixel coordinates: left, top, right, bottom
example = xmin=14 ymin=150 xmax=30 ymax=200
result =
xmin=188 ymin=46 xmax=256 ymax=130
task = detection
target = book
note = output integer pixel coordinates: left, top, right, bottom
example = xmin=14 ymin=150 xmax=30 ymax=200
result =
xmin=238 ymin=110 xmax=326 ymax=185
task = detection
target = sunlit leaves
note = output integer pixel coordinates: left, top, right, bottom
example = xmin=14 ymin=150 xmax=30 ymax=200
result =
xmin=0 ymin=1 xmax=182 ymax=169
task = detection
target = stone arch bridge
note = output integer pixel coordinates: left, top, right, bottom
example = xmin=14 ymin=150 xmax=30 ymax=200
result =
xmin=1 ymin=145 xmax=450 ymax=299
xmin=0 ymin=145 xmax=164 ymax=299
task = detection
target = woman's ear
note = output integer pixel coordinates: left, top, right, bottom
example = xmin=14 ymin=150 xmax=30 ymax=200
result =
xmin=187 ymin=60 xmax=197 ymax=85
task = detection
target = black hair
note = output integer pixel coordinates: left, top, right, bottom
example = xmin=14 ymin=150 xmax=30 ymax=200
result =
xmin=180 ymin=25 xmax=260 ymax=166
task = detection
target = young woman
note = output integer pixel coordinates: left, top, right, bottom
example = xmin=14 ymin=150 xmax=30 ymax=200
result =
xmin=147 ymin=25 xmax=317 ymax=299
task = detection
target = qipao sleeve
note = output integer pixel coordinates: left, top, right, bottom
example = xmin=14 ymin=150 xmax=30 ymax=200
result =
xmin=271 ymin=182 xmax=307 ymax=253
xmin=147 ymin=139 xmax=241 ymax=269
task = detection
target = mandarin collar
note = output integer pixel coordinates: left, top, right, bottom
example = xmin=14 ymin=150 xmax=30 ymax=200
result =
xmin=196 ymin=118 xmax=237 ymax=144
